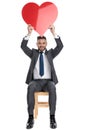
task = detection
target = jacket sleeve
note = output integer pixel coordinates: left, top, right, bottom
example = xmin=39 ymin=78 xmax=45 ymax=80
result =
xmin=21 ymin=38 xmax=33 ymax=58
xmin=51 ymin=37 xmax=63 ymax=59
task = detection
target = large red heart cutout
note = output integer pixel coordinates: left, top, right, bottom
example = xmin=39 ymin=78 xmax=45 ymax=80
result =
xmin=22 ymin=2 xmax=58 ymax=36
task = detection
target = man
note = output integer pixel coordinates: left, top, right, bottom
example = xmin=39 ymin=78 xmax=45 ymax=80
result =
xmin=21 ymin=24 xmax=63 ymax=129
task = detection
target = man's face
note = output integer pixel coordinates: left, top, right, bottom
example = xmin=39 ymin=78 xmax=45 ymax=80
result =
xmin=37 ymin=39 xmax=47 ymax=51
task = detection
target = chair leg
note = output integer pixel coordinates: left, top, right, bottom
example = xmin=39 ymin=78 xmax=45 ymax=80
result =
xmin=34 ymin=93 xmax=38 ymax=119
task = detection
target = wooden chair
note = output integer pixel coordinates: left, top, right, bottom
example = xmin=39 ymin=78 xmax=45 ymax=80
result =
xmin=34 ymin=92 xmax=49 ymax=119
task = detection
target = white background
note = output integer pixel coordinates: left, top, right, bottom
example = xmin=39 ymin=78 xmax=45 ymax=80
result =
xmin=0 ymin=0 xmax=87 ymax=130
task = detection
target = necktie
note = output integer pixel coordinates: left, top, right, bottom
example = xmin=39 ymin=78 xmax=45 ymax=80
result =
xmin=39 ymin=52 xmax=44 ymax=76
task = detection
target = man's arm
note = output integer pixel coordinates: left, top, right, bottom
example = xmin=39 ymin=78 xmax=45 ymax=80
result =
xmin=21 ymin=37 xmax=33 ymax=58
xmin=49 ymin=25 xmax=63 ymax=58
xmin=51 ymin=37 xmax=63 ymax=58
xmin=21 ymin=25 xmax=34 ymax=58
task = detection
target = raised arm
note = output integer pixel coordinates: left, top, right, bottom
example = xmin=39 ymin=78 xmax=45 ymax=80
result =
xmin=21 ymin=24 xmax=34 ymax=58
xmin=49 ymin=25 xmax=63 ymax=58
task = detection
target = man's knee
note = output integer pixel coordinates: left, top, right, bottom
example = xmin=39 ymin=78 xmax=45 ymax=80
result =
xmin=47 ymin=81 xmax=56 ymax=92
xmin=27 ymin=81 xmax=37 ymax=93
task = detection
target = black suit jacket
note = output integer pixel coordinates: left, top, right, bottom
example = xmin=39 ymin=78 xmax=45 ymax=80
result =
xmin=21 ymin=37 xmax=63 ymax=85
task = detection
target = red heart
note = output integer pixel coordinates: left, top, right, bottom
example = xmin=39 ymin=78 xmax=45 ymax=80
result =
xmin=22 ymin=2 xmax=58 ymax=35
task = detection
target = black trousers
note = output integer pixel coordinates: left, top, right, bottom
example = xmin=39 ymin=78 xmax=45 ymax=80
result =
xmin=27 ymin=79 xmax=56 ymax=115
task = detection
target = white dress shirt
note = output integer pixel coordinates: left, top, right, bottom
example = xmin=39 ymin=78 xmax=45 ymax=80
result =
xmin=33 ymin=50 xmax=51 ymax=79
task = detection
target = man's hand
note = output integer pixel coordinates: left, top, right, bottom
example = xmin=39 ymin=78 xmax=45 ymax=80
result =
xmin=27 ymin=24 xmax=34 ymax=36
xmin=49 ymin=25 xmax=57 ymax=36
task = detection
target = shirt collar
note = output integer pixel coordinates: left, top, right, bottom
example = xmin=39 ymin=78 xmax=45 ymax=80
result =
xmin=39 ymin=49 xmax=46 ymax=53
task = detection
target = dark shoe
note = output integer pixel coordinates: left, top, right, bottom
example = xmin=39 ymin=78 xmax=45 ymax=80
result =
xmin=50 ymin=115 xmax=57 ymax=129
xmin=26 ymin=115 xmax=34 ymax=129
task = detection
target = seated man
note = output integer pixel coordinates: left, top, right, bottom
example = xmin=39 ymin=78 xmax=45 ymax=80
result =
xmin=21 ymin=24 xmax=63 ymax=129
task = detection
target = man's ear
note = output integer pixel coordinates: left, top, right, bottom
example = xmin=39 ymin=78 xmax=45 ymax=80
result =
xmin=46 ymin=41 xmax=47 ymax=46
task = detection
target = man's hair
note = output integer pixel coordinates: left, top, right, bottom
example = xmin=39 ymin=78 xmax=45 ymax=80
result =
xmin=37 ymin=36 xmax=46 ymax=40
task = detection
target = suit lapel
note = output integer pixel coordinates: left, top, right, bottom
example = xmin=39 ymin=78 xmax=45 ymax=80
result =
xmin=45 ymin=49 xmax=48 ymax=54
xmin=34 ymin=50 xmax=39 ymax=66
xmin=45 ymin=49 xmax=53 ymax=66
